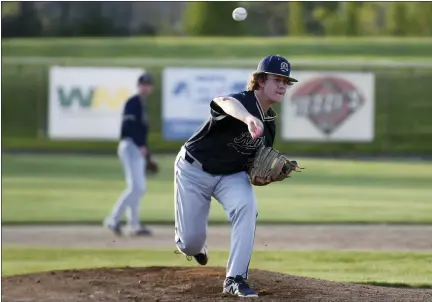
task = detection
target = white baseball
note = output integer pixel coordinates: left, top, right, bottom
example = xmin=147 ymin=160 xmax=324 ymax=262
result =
xmin=232 ymin=7 xmax=247 ymax=21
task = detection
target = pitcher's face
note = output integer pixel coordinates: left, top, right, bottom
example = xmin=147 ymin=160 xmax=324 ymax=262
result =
xmin=262 ymin=74 xmax=293 ymax=103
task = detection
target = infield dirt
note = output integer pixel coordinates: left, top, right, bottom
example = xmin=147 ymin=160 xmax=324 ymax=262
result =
xmin=3 ymin=266 xmax=432 ymax=302
xmin=2 ymin=225 xmax=432 ymax=301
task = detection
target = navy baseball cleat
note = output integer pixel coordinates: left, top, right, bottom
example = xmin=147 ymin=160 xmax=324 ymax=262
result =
xmin=174 ymin=245 xmax=208 ymax=266
xmin=193 ymin=245 xmax=208 ymax=265
xmin=223 ymin=275 xmax=258 ymax=298
xmin=103 ymin=218 xmax=122 ymax=236
xmin=127 ymin=225 xmax=153 ymax=237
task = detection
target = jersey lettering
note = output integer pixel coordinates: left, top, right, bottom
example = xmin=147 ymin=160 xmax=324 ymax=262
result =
xmin=228 ymin=132 xmax=264 ymax=155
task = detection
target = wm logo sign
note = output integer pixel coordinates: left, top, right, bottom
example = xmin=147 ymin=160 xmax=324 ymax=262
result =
xmin=57 ymin=86 xmax=130 ymax=110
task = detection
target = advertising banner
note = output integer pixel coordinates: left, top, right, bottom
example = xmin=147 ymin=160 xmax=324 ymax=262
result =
xmin=162 ymin=67 xmax=254 ymax=140
xmin=48 ymin=66 xmax=145 ymax=140
xmin=281 ymin=71 xmax=375 ymax=142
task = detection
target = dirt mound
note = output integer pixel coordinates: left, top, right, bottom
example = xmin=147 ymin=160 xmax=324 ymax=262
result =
xmin=2 ymin=266 xmax=431 ymax=302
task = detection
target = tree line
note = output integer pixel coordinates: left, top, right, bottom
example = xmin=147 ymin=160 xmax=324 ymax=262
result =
xmin=185 ymin=2 xmax=432 ymax=37
xmin=2 ymin=1 xmax=431 ymax=38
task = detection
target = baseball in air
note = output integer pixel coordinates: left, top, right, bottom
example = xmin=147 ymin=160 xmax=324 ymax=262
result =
xmin=232 ymin=7 xmax=247 ymax=21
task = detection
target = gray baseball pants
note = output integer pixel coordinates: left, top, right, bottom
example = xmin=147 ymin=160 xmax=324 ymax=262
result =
xmin=174 ymin=146 xmax=258 ymax=279
xmin=108 ymin=138 xmax=147 ymax=229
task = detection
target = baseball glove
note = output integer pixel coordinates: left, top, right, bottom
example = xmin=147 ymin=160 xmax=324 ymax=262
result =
xmin=247 ymin=145 xmax=303 ymax=186
xmin=146 ymin=154 xmax=160 ymax=175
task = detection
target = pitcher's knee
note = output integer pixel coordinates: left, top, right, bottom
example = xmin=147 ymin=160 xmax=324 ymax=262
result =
xmin=129 ymin=182 xmax=146 ymax=196
xmin=229 ymin=199 xmax=257 ymax=220
xmin=177 ymin=232 xmax=206 ymax=256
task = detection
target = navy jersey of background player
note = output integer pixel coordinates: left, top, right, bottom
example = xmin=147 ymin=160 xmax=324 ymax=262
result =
xmin=185 ymin=90 xmax=276 ymax=175
xmin=120 ymin=94 xmax=149 ymax=148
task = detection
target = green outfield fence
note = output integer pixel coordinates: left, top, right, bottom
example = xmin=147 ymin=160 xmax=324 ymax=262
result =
xmin=2 ymin=57 xmax=432 ymax=156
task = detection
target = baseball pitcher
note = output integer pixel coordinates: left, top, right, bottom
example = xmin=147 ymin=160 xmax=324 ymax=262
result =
xmin=174 ymin=55 xmax=303 ymax=297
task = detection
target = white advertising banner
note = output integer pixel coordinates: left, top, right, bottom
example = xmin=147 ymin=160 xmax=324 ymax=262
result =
xmin=48 ymin=66 xmax=145 ymax=140
xmin=162 ymin=67 xmax=254 ymax=140
xmin=281 ymin=71 xmax=375 ymax=142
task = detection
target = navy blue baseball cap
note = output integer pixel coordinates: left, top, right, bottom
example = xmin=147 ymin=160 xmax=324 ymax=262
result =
xmin=256 ymin=55 xmax=298 ymax=82
xmin=138 ymin=73 xmax=154 ymax=85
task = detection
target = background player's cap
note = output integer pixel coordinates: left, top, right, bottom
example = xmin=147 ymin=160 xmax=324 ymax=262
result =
xmin=256 ymin=55 xmax=298 ymax=82
xmin=138 ymin=73 xmax=154 ymax=85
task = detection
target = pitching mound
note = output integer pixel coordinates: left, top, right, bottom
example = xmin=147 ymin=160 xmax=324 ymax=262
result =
xmin=2 ymin=266 xmax=431 ymax=302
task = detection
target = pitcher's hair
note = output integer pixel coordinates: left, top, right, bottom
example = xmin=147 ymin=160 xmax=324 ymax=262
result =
xmin=246 ymin=72 xmax=267 ymax=91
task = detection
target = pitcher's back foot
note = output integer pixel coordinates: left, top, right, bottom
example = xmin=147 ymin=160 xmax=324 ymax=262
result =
xmin=223 ymin=275 xmax=258 ymax=298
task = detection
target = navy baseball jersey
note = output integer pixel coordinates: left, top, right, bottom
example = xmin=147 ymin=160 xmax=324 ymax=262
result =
xmin=185 ymin=90 xmax=276 ymax=175
xmin=120 ymin=95 xmax=149 ymax=147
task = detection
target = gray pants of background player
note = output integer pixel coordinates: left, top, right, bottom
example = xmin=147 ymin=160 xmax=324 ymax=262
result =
xmin=108 ymin=138 xmax=147 ymax=229
xmin=174 ymin=147 xmax=258 ymax=279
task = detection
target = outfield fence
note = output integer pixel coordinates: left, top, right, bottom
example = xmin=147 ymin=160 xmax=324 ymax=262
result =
xmin=2 ymin=57 xmax=432 ymax=155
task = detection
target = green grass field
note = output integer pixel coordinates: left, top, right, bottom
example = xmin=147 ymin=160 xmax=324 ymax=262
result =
xmin=2 ymin=153 xmax=432 ymax=224
xmin=2 ymin=248 xmax=431 ymax=287
xmin=3 ymin=153 xmax=432 ymax=288
xmin=3 ymin=37 xmax=432 ymax=59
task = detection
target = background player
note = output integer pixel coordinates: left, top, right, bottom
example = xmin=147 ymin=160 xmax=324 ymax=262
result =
xmin=174 ymin=55 xmax=298 ymax=297
xmin=104 ymin=73 xmax=155 ymax=237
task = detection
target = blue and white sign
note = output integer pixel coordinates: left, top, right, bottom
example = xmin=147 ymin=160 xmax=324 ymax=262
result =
xmin=162 ymin=67 xmax=254 ymax=140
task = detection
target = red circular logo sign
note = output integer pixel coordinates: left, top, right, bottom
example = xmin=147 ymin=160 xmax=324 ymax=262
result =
xmin=291 ymin=76 xmax=365 ymax=135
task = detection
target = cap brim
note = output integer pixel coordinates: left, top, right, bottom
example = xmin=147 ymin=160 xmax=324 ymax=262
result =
xmin=138 ymin=79 xmax=154 ymax=85
xmin=262 ymin=72 xmax=298 ymax=82
xmin=285 ymin=77 xmax=298 ymax=82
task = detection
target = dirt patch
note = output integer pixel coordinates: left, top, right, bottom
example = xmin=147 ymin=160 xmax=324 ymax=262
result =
xmin=2 ymin=266 xmax=431 ymax=302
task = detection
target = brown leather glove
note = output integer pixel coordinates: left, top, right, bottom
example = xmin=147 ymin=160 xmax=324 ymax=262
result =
xmin=247 ymin=145 xmax=304 ymax=186
xmin=146 ymin=154 xmax=159 ymax=175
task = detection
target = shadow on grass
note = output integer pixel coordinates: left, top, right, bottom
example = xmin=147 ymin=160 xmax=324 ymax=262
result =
xmin=356 ymin=282 xmax=432 ymax=289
